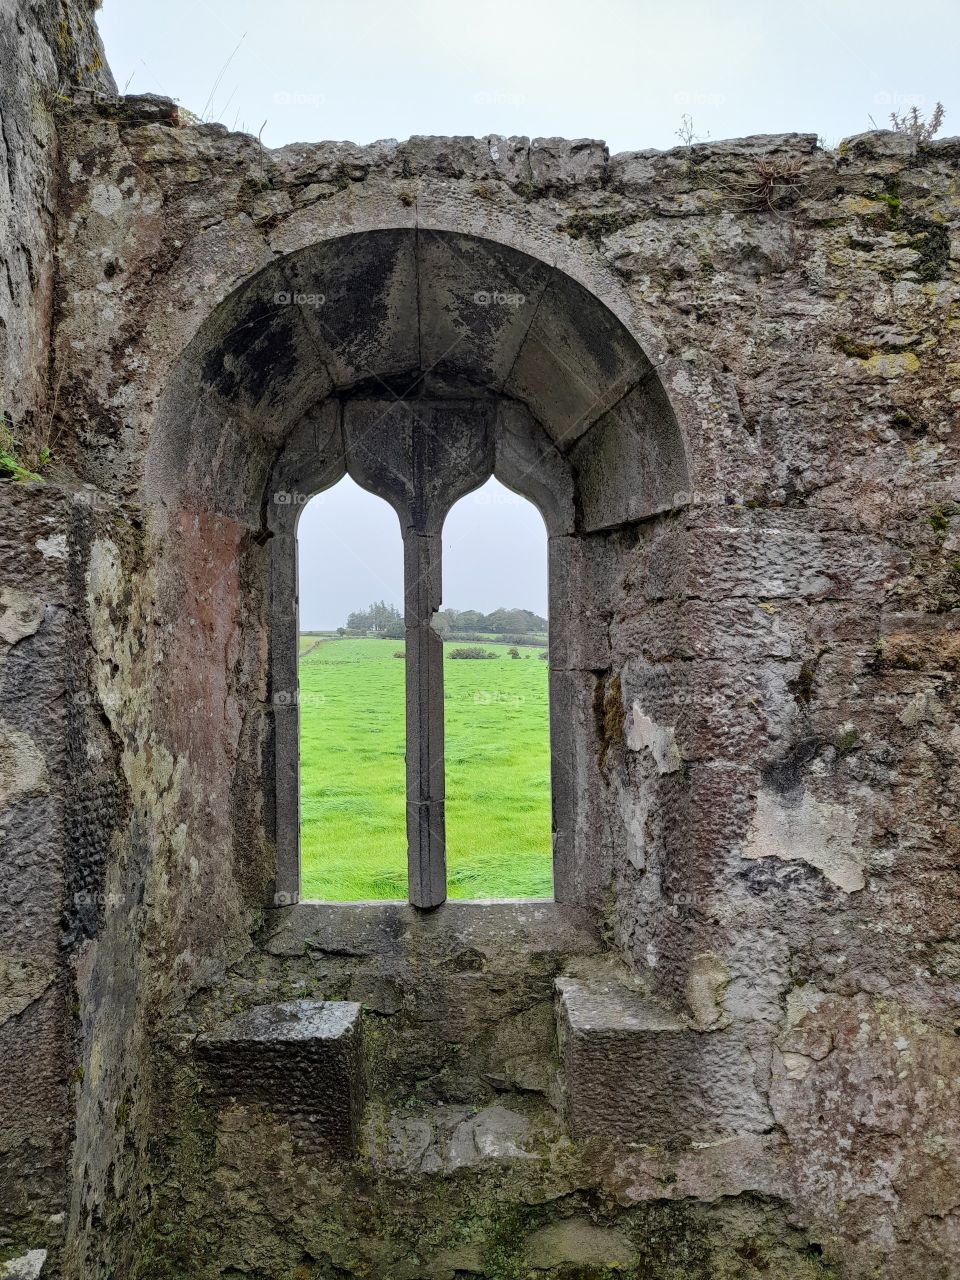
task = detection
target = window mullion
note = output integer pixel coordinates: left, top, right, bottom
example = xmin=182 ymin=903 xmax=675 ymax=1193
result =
xmin=403 ymin=528 xmax=446 ymax=908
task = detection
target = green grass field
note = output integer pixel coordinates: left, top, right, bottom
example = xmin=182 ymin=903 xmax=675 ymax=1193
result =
xmin=298 ymin=638 xmax=551 ymax=900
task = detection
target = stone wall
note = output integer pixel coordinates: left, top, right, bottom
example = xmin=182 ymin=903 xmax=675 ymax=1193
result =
xmin=1 ymin=4 xmax=958 ymax=1276
xmin=0 ymin=0 xmax=113 ymax=447
xmin=0 ymin=3 xmax=112 ymax=1272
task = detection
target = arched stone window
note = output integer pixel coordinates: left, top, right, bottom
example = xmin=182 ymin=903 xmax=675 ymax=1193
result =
xmin=440 ymin=479 xmax=551 ymax=900
xmin=296 ymin=479 xmax=406 ymax=900
xmin=269 ymin=393 xmax=577 ymax=908
xmin=146 ymin=228 xmax=689 ymax=914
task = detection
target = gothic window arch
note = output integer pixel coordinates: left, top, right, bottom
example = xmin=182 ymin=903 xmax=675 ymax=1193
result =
xmin=146 ymin=227 xmax=690 ymax=915
xmin=270 ymin=396 xmax=576 ymax=907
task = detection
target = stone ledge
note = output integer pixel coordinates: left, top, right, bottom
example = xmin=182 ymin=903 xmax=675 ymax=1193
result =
xmin=195 ymin=999 xmax=363 ymax=1155
xmin=65 ymin=89 xmax=179 ymax=125
xmin=264 ymin=899 xmax=601 ymax=968
xmin=557 ymin=978 xmax=773 ymax=1145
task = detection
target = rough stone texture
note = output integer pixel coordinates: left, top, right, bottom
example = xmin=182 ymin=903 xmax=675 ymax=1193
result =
xmin=0 ymin=485 xmax=104 ymax=1270
xmin=523 ymin=1218 xmax=634 ymax=1270
xmin=0 ymin=0 xmax=113 ymax=448
xmin=0 ymin=1252 xmax=48 ymax=1280
xmin=195 ymin=999 xmax=364 ymax=1155
xmin=558 ymin=975 xmax=773 ymax=1144
xmin=0 ymin=5 xmax=112 ymax=1270
xmin=0 ymin=3 xmax=958 ymax=1275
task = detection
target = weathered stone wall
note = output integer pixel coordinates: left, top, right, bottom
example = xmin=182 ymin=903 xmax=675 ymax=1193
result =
xmin=1 ymin=4 xmax=958 ymax=1274
xmin=0 ymin=0 xmax=113 ymax=445
xmin=0 ymin=3 xmax=112 ymax=1271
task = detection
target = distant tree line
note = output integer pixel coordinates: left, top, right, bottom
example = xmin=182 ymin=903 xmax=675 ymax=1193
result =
xmin=340 ymin=603 xmax=547 ymax=643
xmin=434 ymin=607 xmax=547 ymax=636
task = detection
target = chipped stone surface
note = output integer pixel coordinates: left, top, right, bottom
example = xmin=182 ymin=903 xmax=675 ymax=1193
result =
xmin=0 ymin=956 xmax=56 ymax=1025
xmin=523 ymin=1218 xmax=634 ymax=1269
xmin=447 ymin=1105 xmax=538 ymax=1168
xmin=742 ymin=787 xmax=867 ymax=892
xmin=33 ymin=535 xmax=68 ymax=561
xmin=0 ymin=721 xmax=48 ymax=809
xmin=625 ymin=702 xmax=682 ymax=773
xmin=0 ymin=1251 xmax=48 ymax=1280
xmin=0 ymin=589 xmax=44 ymax=646
xmin=685 ymin=953 xmax=732 ymax=1031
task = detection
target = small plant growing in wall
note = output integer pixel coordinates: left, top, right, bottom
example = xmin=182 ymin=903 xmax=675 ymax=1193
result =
xmin=0 ymin=414 xmax=49 ymax=483
xmin=676 ymin=113 xmax=709 ymax=146
xmin=888 ymin=102 xmax=945 ymax=143
xmin=735 ymin=157 xmax=807 ymax=214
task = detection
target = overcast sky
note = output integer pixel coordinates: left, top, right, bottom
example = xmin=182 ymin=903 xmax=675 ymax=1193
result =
xmin=96 ymin=1 xmax=953 ymax=627
xmin=97 ymin=0 xmax=953 ymax=152
xmin=297 ymin=478 xmax=547 ymax=630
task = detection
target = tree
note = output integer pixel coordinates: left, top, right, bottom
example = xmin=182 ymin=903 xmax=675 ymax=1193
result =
xmin=484 ymin=607 xmax=547 ymax=634
xmin=346 ymin=601 xmax=546 ymax=637
xmin=453 ymin=609 xmax=486 ymax=632
xmin=432 ymin=610 xmax=455 ymax=637
xmin=345 ymin=600 xmax=402 ymax=632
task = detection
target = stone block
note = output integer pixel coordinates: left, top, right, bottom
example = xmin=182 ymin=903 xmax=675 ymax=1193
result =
xmin=264 ymin=900 xmax=600 ymax=970
xmin=290 ymin=229 xmax=419 ymax=388
xmin=548 ymin=537 xmax=609 ymax=669
xmin=195 ymin=1000 xmax=363 ymax=1155
xmin=0 ymin=1251 xmax=47 ymax=1279
xmin=494 ymin=401 xmax=575 ymax=537
xmin=504 ymin=269 xmax=648 ymax=445
xmin=570 ymin=377 xmax=690 ymax=530
xmin=416 ymin=230 xmax=552 ymax=390
xmin=529 ymin=137 xmax=609 ymax=188
xmin=524 ymin=1219 xmax=633 ymax=1270
xmin=557 ymin=978 xmax=772 ymax=1145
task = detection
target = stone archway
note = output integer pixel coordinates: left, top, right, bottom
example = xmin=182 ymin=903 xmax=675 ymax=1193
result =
xmin=145 ymin=227 xmax=690 ymax=911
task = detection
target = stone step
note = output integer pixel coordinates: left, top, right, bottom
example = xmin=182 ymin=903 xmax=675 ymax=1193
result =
xmin=557 ymin=977 xmax=773 ymax=1146
xmin=195 ymin=999 xmax=363 ymax=1155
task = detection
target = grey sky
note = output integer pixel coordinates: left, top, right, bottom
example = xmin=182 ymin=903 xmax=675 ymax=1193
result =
xmin=97 ymin=0 xmax=953 ymax=152
xmin=96 ymin=0 xmax=952 ymax=625
xmin=297 ymin=477 xmax=547 ymax=630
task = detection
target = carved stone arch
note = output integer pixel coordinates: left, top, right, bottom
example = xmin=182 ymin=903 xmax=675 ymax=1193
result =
xmin=144 ymin=227 xmax=691 ymax=913
xmin=267 ymin=395 xmax=576 ymax=907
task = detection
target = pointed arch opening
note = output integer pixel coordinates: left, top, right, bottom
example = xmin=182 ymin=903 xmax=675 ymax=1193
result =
xmin=438 ymin=478 xmax=552 ymax=899
xmin=296 ymin=477 xmax=406 ymax=900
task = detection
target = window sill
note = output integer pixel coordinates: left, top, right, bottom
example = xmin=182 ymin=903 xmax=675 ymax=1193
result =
xmin=263 ymin=898 xmax=600 ymax=963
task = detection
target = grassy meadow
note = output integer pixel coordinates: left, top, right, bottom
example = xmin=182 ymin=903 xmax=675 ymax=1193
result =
xmin=298 ymin=637 xmax=551 ymax=900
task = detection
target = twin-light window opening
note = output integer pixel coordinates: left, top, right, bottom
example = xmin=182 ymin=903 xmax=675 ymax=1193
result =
xmin=293 ymin=473 xmax=552 ymax=908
